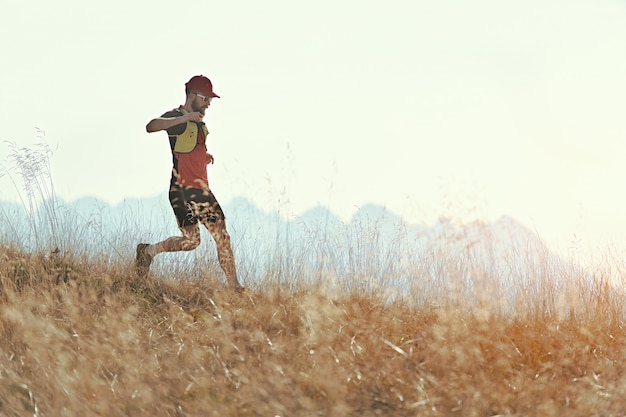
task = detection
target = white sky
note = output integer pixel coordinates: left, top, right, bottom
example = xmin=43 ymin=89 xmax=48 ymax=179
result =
xmin=1 ymin=0 xmax=626 ymax=256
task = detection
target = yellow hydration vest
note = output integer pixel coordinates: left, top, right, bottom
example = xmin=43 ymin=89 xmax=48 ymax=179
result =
xmin=171 ymin=108 xmax=209 ymax=153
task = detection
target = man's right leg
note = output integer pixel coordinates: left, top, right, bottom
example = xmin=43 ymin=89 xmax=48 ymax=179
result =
xmin=135 ymin=225 xmax=200 ymax=276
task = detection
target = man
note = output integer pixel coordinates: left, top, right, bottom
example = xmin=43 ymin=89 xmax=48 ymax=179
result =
xmin=136 ymin=75 xmax=243 ymax=291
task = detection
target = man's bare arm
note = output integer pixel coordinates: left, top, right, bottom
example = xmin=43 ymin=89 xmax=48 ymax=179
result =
xmin=145 ymin=112 xmax=203 ymax=133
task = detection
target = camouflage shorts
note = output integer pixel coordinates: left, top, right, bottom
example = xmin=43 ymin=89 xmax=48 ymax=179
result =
xmin=168 ymin=184 xmax=225 ymax=227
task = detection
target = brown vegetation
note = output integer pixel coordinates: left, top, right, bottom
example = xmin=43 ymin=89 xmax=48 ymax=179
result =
xmin=1 ymin=244 xmax=626 ymax=416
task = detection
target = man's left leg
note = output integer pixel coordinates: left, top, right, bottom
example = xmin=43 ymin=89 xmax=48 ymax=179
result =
xmin=189 ymin=193 xmax=243 ymax=291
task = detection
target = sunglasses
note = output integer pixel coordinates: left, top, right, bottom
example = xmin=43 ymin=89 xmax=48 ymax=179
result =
xmin=195 ymin=92 xmax=213 ymax=103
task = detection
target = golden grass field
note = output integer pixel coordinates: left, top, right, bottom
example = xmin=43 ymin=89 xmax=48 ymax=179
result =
xmin=3 ymin=143 xmax=626 ymax=416
xmin=1 ymin=242 xmax=626 ymax=417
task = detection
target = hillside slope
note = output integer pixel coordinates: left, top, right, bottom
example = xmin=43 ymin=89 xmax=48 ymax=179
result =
xmin=1 ymin=246 xmax=625 ymax=416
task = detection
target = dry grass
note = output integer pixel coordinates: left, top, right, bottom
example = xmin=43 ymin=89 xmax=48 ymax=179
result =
xmin=1 ymin=244 xmax=626 ymax=417
xmin=3 ymin=140 xmax=626 ymax=416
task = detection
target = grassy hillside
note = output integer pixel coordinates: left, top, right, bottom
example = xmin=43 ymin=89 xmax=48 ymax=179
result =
xmin=1 ymin=244 xmax=626 ymax=417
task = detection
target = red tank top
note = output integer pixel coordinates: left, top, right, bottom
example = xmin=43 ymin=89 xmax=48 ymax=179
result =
xmin=163 ymin=107 xmax=210 ymax=189
xmin=173 ymin=126 xmax=208 ymax=188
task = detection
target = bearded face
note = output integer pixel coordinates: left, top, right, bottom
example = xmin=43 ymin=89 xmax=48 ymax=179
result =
xmin=191 ymin=92 xmax=212 ymax=117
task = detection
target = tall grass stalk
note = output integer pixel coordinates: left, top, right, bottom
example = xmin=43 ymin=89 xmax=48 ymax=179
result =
xmin=4 ymin=136 xmax=60 ymax=249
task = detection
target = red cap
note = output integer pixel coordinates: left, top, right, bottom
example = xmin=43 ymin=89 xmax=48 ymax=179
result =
xmin=185 ymin=75 xmax=220 ymax=98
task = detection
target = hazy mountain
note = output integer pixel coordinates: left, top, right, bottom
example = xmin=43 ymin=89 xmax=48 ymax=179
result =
xmin=0 ymin=195 xmax=579 ymax=302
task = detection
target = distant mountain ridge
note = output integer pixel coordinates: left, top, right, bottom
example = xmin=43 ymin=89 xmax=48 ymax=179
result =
xmin=0 ymin=195 xmax=578 ymax=302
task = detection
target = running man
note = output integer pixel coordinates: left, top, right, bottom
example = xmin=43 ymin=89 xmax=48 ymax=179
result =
xmin=136 ymin=75 xmax=243 ymax=291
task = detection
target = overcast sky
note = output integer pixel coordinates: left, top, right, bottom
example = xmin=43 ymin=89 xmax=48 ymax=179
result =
xmin=1 ymin=0 xmax=625 ymax=255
